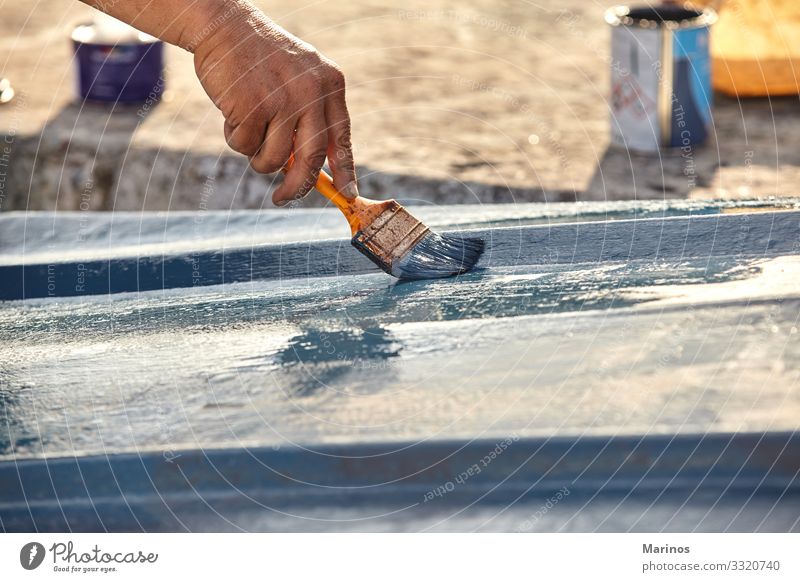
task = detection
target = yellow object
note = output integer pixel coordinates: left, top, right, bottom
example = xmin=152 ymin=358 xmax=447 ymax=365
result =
xmin=283 ymin=157 xmax=395 ymax=236
xmin=312 ymin=168 xmax=391 ymax=236
xmin=692 ymin=0 xmax=800 ymax=96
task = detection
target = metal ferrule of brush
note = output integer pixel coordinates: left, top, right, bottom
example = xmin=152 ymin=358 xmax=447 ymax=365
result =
xmin=350 ymin=201 xmax=430 ymax=275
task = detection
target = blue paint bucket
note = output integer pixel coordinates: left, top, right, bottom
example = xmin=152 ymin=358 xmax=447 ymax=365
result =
xmin=606 ymin=5 xmax=717 ymax=152
xmin=72 ymin=20 xmax=164 ymax=105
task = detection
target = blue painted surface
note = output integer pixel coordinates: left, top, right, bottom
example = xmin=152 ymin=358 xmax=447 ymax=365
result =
xmin=1 ymin=202 xmax=799 ymax=531
xmin=2 ymin=433 xmax=798 ymax=532
xmin=2 ymin=208 xmax=799 ymax=300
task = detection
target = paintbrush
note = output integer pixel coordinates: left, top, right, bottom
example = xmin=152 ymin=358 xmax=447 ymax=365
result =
xmin=286 ymin=166 xmax=484 ymax=280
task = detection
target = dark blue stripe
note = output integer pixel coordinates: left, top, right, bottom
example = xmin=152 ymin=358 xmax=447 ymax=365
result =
xmin=1 ymin=432 xmax=797 ymax=530
xmin=1 ymin=211 xmax=798 ymax=300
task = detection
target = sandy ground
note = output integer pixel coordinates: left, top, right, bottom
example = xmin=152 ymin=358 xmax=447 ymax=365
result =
xmin=1 ymin=0 xmax=799 ymax=210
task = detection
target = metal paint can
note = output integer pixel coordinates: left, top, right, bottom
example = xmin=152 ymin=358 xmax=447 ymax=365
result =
xmin=606 ymin=4 xmax=717 ymax=152
xmin=72 ymin=20 xmax=164 ymax=105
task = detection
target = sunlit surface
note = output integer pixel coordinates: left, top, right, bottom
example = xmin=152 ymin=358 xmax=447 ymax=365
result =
xmin=1 ymin=204 xmax=798 ymax=531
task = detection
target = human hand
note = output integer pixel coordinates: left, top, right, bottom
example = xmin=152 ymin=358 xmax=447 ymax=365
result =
xmin=191 ymin=1 xmax=358 ymax=205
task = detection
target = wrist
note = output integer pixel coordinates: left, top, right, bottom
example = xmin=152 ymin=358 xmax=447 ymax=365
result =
xmin=179 ymin=0 xmax=256 ymax=53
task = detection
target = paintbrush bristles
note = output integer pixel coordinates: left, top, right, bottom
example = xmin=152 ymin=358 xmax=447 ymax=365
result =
xmin=350 ymin=201 xmax=484 ymax=280
xmin=391 ymin=231 xmax=485 ymax=280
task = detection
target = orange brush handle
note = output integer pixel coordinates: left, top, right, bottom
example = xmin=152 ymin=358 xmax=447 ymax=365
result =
xmin=314 ymin=169 xmax=359 ymax=230
xmin=282 ymin=157 xmax=385 ymax=236
xmin=282 ymin=156 xmax=358 ymax=231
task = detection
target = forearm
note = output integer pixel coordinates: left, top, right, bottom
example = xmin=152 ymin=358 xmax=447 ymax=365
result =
xmin=78 ymin=0 xmax=255 ymax=52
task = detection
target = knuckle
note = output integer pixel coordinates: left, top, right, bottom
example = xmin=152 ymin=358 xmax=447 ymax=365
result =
xmin=249 ymin=158 xmax=271 ymax=174
xmin=250 ymin=154 xmax=284 ymax=175
xmin=296 ymin=41 xmax=320 ymax=60
xmin=250 ymin=161 xmax=277 ymax=174
xmin=326 ymin=65 xmax=345 ymax=90
xmin=230 ymin=138 xmax=260 ymax=157
xmin=333 ymin=123 xmax=353 ymax=150
xmin=226 ymin=127 xmax=261 ymax=156
xmin=302 ymin=149 xmax=327 ymax=172
xmin=224 ymin=108 xmax=246 ymax=129
xmin=267 ymin=149 xmax=292 ymax=170
xmin=294 ymin=151 xmax=325 ymax=193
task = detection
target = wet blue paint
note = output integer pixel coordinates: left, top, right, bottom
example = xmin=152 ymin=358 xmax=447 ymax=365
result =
xmin=1 ymin=204 xmax=799 ymax=532
xmin=2 ymin=210 xmax=798 ymax=300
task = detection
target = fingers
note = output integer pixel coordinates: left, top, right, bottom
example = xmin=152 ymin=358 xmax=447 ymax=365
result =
xmin=215 ymin=50 xmax=355 ymax=206
xmin=272 ymin=106 xmax=327 ymax=206
xmin=249 ymin=114 xmax=297 ymax=174
xmin=323 ymin=71 xmax=358 ymax=199
xmin=224 ymin=115 xmax=267 ymax=157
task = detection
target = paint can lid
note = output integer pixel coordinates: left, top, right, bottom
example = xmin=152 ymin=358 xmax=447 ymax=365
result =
xmin=605 ymin=5 xmax=717 ymax=30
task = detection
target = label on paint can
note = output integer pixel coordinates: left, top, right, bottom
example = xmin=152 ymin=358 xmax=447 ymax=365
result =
xmin=606 ymin=5 xmax=716 ymax=153
xmin=72 ymin=22 xmax=164 ymax=105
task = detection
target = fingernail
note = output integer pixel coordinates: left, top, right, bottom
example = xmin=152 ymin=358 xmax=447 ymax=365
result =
xmin=342 ymin=181 xmax=359 ymax=199
xmin=274 ymin=198 xmax=289 ymax=207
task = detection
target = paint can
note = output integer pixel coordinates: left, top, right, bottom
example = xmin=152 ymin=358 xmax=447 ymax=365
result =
xmin=606 ymin=4 xmax=717 ymax=153
xmin=72 ymin=14 xmax=164 ymax=105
